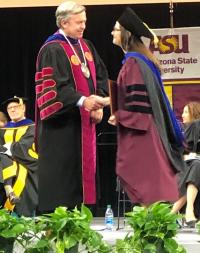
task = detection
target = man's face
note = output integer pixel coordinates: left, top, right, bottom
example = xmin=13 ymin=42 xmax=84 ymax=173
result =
xmin=7 ymin=102 xmax=25 ymax=122
xmin=61 ymin=11 xmax=87 ymax=39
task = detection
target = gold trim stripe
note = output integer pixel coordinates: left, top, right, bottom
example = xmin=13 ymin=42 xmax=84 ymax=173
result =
xmin=28 ymin=143 xmax=39 ymax=159
xmin=164 ymin=80 xmax=200 ymax=85
xmin=4 ymin=129 xmax=14 ymax=143
xmin=2 ymin=162 xmax=17 ymax=180
xmin=16 ymin=126 xmax=28 ymax=141
xmin=4 ymin=164 xmax=28 ymax=211
xmin=13 ymin=165 xmax=27 ymax=196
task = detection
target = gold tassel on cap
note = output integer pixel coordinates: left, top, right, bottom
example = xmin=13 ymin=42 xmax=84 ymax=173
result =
xmin=14 ymin=96 xmax=23 ymax=105
xmin=143 ymin=22 xmax=159 ymax=46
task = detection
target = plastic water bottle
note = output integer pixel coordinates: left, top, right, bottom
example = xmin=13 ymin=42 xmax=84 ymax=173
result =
xmin=105 ymin=204 xmax=114 ymax=230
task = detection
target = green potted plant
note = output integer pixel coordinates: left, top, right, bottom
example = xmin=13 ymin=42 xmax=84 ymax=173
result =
xmin=196 ymin=221 xmax=200 ymax=237
xmin=0 ymin=205 xmax=111 ymax=253
xmin=0 ymin=208 xmax=24 ymax=253
xmin=114 ymin=202 xmax=186 ymax=253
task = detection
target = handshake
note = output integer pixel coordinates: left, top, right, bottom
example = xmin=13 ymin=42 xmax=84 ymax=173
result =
xmin=83 ymin=95 xmax=110 ymax=124
xmin=83 ymin=95 xmax=110 ymax=112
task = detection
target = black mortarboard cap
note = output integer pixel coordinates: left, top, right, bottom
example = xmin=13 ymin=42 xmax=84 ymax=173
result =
xmin=1 ymin=96 xmax=28 ymax=108
xmin=118 ymin=7 xmax=154 ymax=39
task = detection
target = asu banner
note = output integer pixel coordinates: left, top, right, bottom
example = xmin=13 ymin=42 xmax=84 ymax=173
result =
xmin=151 ymin=27 xmax=200 ymax=79
xmin=145 ymin=27 xmax=200 ymax=119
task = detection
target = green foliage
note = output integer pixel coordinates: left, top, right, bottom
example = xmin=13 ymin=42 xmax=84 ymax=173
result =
xmin=0 ymin=203 xmax=187 ymax=253
xmin=197 ymin=221 xmax=200 ymax=235
xmin=0 ymin=205 xmax=111 ymax=253
xmin=115 ymin=202 xmax=187 ymax=253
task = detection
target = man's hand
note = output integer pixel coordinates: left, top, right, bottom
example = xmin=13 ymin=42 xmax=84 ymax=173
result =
xmin=90 ymin=109 xmax=103 ymax=124
xmin=83 ymin=95 xmax=105 ymax=111
xmin=101 ymin=97 xmax=110 ymax=106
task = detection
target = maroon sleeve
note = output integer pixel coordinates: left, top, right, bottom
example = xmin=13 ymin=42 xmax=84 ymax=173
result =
xmin=116 ymin=57 xmax=152 ymax=131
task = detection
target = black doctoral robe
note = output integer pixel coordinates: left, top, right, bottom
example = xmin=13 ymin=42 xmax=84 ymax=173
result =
xmin=35 ymin=34 xmax=108 ymax=212
xmin=179 ymin=119 xmax=200 ymax=218
xmin=0 ymin=119 xmax=38 ymax=216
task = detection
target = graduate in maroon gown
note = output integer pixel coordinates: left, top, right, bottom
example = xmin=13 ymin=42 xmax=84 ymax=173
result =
xmin=109 ymin=7 xmax=185 ymax=206
xmin=35 ymin=1 xmax=109 ymax=212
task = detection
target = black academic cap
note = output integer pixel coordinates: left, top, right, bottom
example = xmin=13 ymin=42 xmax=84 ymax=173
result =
xmin=118 ymin=7 xmax=154 ymax=39
xmin=1 ymin=96 xmax=28 ymax=108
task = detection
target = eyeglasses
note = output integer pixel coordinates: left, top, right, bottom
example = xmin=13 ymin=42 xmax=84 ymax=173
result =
xmin=7 ymin=105 xmax=22 ymax=111
xmin=113 ymin=27 xmax=121 ymax=32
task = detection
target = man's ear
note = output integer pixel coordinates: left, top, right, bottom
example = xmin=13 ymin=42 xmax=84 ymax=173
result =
xmin=23 ymin=104 xmax=26 ymax=113
xmin=61 ymin=19 xmax=68 ymax=27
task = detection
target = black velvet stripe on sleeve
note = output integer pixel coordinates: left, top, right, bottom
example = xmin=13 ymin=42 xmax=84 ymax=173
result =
xmin=125 ymin=94 xmax=150 ymax=103
xmin=122 ymin=83 xmax=152 ymax=113
xmin=125 ymin=105 xmax=153 ymax=114
xmin=126 ymin=84 xmax=147 ymax=93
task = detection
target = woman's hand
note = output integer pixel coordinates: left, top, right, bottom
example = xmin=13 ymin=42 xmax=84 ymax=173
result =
xmin=108 ymin=114 xmax=117 ymax=126
xmin=90 ymin=109 xmax=103 ymax=124
xmin=184 ymin=152 xmax=197 ymax=161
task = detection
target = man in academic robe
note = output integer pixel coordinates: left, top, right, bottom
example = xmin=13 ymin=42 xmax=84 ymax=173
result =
xmin=0 ymin=96 xmax=38 ymax=217
xmin=35 ymin=1 xmax=109 ymax=213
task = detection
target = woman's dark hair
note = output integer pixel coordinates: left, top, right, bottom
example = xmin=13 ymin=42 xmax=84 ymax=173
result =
xmin=120 ymin=25 xmax=161 ymax=72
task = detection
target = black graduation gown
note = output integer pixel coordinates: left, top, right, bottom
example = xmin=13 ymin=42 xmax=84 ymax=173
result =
xmin=179 ymin=119 xmax=200 ymax=218
xmin=35 ymin=38 xmax=108 ymax=212
xmin=0 ymin=121 xmax=38 ymax=216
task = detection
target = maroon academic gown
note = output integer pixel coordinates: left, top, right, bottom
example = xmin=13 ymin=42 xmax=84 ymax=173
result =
xmin=116 ymin=57 xmax=179 ymax=204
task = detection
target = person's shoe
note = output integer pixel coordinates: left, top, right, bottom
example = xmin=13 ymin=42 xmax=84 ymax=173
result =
xmin=8 ymin=192 xmax=20 ymax=205
xmin=176 ymin=219 xmax=183 ymax=229
xmin=185 ymin=220 xmax=197 ymax=228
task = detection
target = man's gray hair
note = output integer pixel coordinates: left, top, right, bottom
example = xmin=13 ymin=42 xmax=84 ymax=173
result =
xmin=55 ymin=1 xmax=86 ymax=28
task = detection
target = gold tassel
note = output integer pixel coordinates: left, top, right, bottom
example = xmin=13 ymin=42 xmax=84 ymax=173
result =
xmin=143 ymin=22 xmax=159 ymax=46
xmin=14 ymin=96 xmax=23 ymax=105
